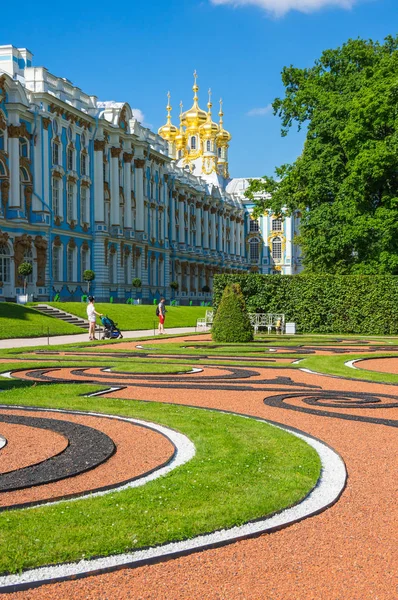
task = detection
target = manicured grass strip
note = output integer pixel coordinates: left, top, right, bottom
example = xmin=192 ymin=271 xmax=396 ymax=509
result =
xmin=299 ymin=354 xmax=398 ymax=385
xmin=0 ymin=384 xmax=320 ymax=574
xmin=31 ymin=303 xmax=208 ymax=331
xmin=0 ymin=303 xmax=82 ymax=339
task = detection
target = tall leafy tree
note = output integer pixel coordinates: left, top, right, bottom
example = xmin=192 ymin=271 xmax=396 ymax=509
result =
xmin=245 ymin=36 xmax=398 ymax=274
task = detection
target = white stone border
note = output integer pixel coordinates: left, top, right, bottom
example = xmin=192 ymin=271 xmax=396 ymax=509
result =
xmin=0 ymin=410 xmax=346 ymax=593
xmin=345 ymin=359 xmax=360 ymax=370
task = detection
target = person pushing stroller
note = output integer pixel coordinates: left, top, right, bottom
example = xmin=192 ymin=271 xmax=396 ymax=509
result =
xmin=86 ymin=296 xmax=103 ymax=341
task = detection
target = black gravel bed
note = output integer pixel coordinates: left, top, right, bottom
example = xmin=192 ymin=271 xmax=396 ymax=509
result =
xmin=0 ymin=412 xmax=115 ymax=492
xmin=70 ymin=366 xmax=261 ymax=381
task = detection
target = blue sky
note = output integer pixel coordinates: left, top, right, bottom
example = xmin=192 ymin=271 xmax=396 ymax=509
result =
xmin=1 ymin=0 xmax=395 ymax=177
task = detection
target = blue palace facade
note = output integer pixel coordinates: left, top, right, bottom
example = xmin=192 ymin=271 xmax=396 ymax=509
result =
xmin=0 ymin=45 xmax=302 ymax=303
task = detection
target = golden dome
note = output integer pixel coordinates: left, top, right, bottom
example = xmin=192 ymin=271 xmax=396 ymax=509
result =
xmin=175 ymin=101 xmax=187 ymax=152
xmin=158 ymin=92 xmax=178 ymax=142
xmin=216 ymin=98 xmax=232 ymax=146
xmin=199 ymin=89 xmax=219 ymax=140
xmin=181 ymin=71 xmax=207 ymax=132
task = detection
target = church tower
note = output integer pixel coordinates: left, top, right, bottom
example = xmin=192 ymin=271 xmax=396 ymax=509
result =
xmin=216 ymin=99 xmax=231 ymax=179
xmin=158 ymin=92 xmax=178 ymax=159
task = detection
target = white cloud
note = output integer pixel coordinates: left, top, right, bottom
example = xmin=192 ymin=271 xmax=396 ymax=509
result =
xmin=210 ymin=0 xmax=357 ymax=17
xmin=246 ymin=104 xmax=273 ymax=116
xmin=131 ymin=108 xmax=145 ymax=123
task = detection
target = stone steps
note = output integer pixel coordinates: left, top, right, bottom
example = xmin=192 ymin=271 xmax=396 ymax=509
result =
xmin=34 ymin=304 xmax=90 ymax=330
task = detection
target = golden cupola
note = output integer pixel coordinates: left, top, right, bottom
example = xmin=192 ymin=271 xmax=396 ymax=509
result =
xmin=181 ymin=71 xmax=207 ymax=134
xmin=158 ymin=92 xmax=178 ymax=142
xmin=199 ymin=88 xmax=219 ymax=141
xmin=216 ymin=98 xmax=232 ymax=147
xmin=175 ymin=101 xmax=187 ymax=154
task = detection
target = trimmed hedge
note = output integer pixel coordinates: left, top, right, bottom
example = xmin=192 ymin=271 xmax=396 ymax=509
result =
xmin=212 ymin=284 xmax=254 ymax=343
xmin=213 ymin=274 xmax=398 ymax=335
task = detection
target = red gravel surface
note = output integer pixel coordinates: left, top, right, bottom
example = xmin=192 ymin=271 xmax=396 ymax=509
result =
xmin=0 ymin=408 xmax=174 ymax=509
xmin=355 ymin=357 xmax=398 ymax=375
xmin=0 ymin=421 xmax=67 ymax=474
xmin=4 ymin=345 xmax=398 ymax=599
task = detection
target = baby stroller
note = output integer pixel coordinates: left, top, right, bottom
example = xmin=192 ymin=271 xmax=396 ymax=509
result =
xmin=100 ymin=315 xmax=123 ymax=339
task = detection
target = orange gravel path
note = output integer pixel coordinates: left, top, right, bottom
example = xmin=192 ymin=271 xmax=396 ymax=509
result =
xmin=3 ymin=350 xmax=398 ymax=599
xmin=355 ymin=357 xmax=398 ymax=375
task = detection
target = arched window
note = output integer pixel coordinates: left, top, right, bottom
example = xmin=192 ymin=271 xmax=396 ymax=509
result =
xmin=178 ymin=150 xmax=182 ymax=159
xmin=191 ymin=136 xmax=196 ymax=150
xmin=206 ymin=140 xmax=211 ymax=152
xmin=272 ymin=237 xmax=282 ymax=260
xmin=249 ymin=218 xmax=259 ymax=232
xmin=124 ymin=250 xmax=131 ymax=284
xmin=218 ymin=147 xmax=222 ymax=158
xmin=0 ymin=245 xmax=11 ymax=283
xmin=67 ymin=182 xmax=75 ymax=222
xmin=272 ymin=217 xmax=282 ymax=231
xmin=80 ymin=152 xmax=87 ymax=176
xmin=249 ymin=238 xmax=260 ymax=263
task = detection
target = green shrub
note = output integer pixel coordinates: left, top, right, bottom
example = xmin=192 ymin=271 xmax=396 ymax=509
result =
xmin=213 ymin=274 xmax=398 ymax=335
xmin=212 ymin=283 xmax=254 ymax=343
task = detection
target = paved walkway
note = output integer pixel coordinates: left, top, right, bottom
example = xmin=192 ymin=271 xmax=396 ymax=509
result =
xmin=0 ymin=327 xmax=196 ymax=349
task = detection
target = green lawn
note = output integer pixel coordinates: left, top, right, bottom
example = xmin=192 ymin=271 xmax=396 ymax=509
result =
xmin=31 ymin=303 xmax=208 ymax=331
xmin=0 ymin=384 xmax=321 ymax=574
xmin=0 ymin=303 xmax=82 ymax=339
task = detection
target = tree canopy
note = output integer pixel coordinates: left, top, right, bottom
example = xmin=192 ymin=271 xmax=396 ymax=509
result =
xmin=245 ymin=36 xmax=398 ymax=274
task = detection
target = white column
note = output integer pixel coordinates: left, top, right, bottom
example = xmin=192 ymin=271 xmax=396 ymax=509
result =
xmin=210 ymin=210 xmax=216 ymax=250
xmin=134 ymin=159 xmax=145 ymax=231
xmin=203 ymin=207 xmax=209 ymax=249
xmin=217 ymin=212 xmax=223 ymax=252
xmin=231 ymin=219 xmax=236 ymax=255
xmin=187 ymin=202 xmax=191 ymax=246
xmin=123 ymin=152 xmax=133 ymax=229
xmin=179 ymin=195 xmax=185 ymax=244
xmin=8 ymin=131 xmax=20 ymax=208
xmin=43 ymin=121 xmax=50 ymax=209
xmin=171 ymin=191 xmax=176 ymax=241
xmin=196 ymin=203 xmax=202 ymax=248
xmin=236 ymin=219 xmax=241 ymax=256
xmin=93 ymin=140 xmax=105 ymax=222
xmin=240 ymin=220 xmax=245 ymax=256
xmin=110 ymin=147 xmax=120 ymax=226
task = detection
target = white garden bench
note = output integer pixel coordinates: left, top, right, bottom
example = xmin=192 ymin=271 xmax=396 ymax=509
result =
xmin=196 ymin=310 xmax=214 ymax=332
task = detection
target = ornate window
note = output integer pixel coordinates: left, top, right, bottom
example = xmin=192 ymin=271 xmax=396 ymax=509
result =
xmin=67 ymin=246 xmax=75 ymax=282
xmin=124 ymin=251 xmax=131 ymax=284
xmin=206 ymin=140 xmax=211 ymax=152
xmin=249 ymin=218 xmax=259 ymax=232
xmin=67 ymin=126 xmax=73 ymax=143
xmin=52 ymin=142 xmax=60 ymax=166
xmin=80 ymin=152 xmax=87 ymax=176
xmin=67 ymin=147 xmax=74 ymax=171
xmin=272 ymin=217 xmax=282 ymax=231
xmin=249 ymin=238 xmax=260 ymax=263
xmin=0 ymin=244 xmax=11 ymax=283
xmin=191 ymin=136 xmax=196 ymax=150
xmin=81 ymin=246 xmax=89 ymax=275
xmin=218 ymin=147 xmax=222 ymax=158
xmin=52 ymin=178 xmax=60 ymax=216
xmin=272 ymin=237 xmax=282 ymax=260
xmin=178 ymin=150 xmax=182 ymax=159
xmin=19 ymin=138 xmax=29 ymax=158
xmin=52 ymin=245 xmax=61 ymax=282
xmin=67 ymin=182 xmax=74 ymax=222
xmin=80 ymin=186 xmax=88 ymax=224
xmin=80 ymin=131 xmax=86 ymax=148
xmin=109 ymin=250 xmax=117 ymax=284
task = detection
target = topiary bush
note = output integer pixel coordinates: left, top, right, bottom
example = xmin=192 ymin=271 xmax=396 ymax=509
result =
xmin=212 ymin=283 xmax=254 ymax=343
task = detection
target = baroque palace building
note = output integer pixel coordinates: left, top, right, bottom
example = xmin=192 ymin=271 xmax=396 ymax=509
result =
xmin=0 ymin=45 xmax=301 ymax=303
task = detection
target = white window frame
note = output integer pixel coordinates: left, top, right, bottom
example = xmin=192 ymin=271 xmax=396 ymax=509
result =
xmin=0 ymin=244 xmax=11 ymax=283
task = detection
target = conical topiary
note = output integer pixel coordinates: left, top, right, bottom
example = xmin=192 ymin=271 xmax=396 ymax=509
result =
xmin=212 ymin=283 xmax=254 ymax=343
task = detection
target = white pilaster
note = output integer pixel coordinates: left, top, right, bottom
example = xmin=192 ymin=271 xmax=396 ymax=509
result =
xmin=134 ymin=158 xmax=145 ymax=231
